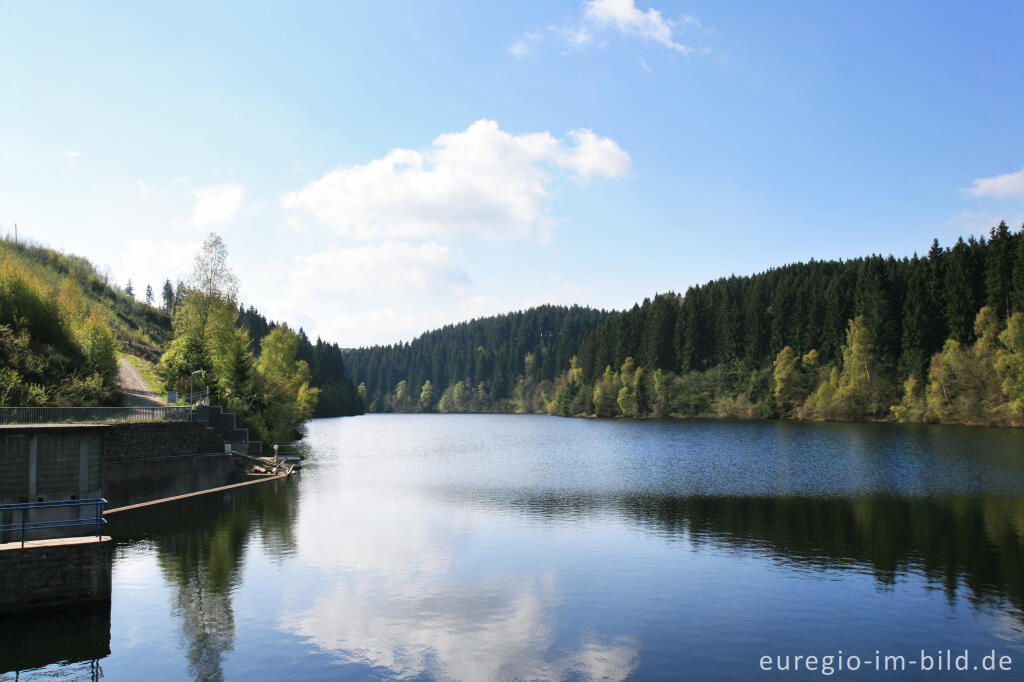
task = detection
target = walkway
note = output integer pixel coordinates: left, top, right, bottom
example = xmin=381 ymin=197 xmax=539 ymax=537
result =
xmin=117 ymin=358 xmax=165 ymax=407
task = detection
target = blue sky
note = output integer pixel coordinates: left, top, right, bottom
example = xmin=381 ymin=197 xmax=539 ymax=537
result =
xmin=2 ymin=1 xmax=1023 ymax=346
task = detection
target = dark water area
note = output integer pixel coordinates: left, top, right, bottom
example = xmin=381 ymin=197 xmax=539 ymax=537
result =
xmin=2 ymin=415 xmax=1022 ymax=680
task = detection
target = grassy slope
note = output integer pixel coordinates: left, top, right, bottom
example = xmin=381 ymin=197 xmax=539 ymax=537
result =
xmin=0 ymin=237 xmax=172 ymax=363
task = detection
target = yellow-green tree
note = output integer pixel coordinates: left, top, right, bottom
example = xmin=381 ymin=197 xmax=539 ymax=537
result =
xmin=256 ymin=325 xmax=319 ymax=442
xmin=891 ymin=375 xmax=926 ymax=423
xmin=995 ymin=312 xmax=1024 ymax=419
xmin=828 ymin=316 xmax=890 ymax=419
xmin=78 ymin=311 xmax=118 ymax=384
xmin=772 ymin=346 xmax=802 ymax=417
xmin=650 ymin=369 xmax=672 ymax=417
xmin=592 ymin=365 xmax=622 ymax=417
xmin=419 ymin=380 xmax=435 ymax=412
xmin=924 ymin=307 xmax=1005 ymax=424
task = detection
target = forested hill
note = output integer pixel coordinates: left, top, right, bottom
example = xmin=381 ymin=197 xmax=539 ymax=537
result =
xmin=237 ymin=305 xmax=363 ymax=418
xmin=342 ymin=305 xmax=611 ymax=411
xmin=345 ymin=223 xmax=1024 ymax=426
xmin=0 ymin=235 xmax=363 ymax=432
xmin=577 ymin=224 xmax=1022 ymax=384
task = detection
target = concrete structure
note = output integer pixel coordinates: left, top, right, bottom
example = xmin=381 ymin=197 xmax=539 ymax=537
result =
xmin=0 ymin=421 xmax=235 ymax=514
xmin=0 ymin=425 xmax=105 ymax=542
xmin=0 ymin=536 xmax=113 ymax=612
xmin=0 ymin=425 xmax=104 ymax=503
xmin=0 ymin=416 xmax=254 ymax=613
xmin=104 ymin=452 xmax=236 ymax=507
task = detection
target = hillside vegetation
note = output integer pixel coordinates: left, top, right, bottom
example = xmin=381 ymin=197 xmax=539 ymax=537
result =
xmin=345 ymin=223 xmax=1024 ymax=427
xmin=0 ymin=234 xmax=363 ymax=442
xmin=0 ymin=236 xmax=154 ymax=406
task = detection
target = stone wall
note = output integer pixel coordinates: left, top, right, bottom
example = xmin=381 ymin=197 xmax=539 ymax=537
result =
xmin=0 ymin=537 xmax=113 ymax=612
xmin=103 ymin=453 xmax=236 ymax=508
xmin=102 ymin=421 xmax=224 ymax=463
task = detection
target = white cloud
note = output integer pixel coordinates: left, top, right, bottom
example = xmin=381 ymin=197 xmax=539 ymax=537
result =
xmin=585 ymin=0 xmax=694 ymax=53
xmin=113 ymin=238 xmax=200 ymax=294
xmin=137 ymin=180 xmax=149 ymax=198
xmin=945 ymin=210 xmax=1024 ymax=239
xmin=564 ymin=24 xmax=593 ymax=47
xmin=512 ymin=1 xmax=704 ymax=58
xmin=966 ymin=167 xmax=1024 ymax=200
xmin=509 ymin=41 xmax=530 ymax=58
xmin=282 ymin=120 xmax=629 ymax=241
xmin=241 ymin=242 xmax=479 ymax=345
xmin=509 ymin=30 xmax=544 ymax=57
xmin=289 ymin=241 xmax=469 ymax=297
xmin=190 ymin=182 xmax=245 ymax=228
xmin=63 ymin=149 xmax=81 ymax=158
xmin=561 ymin=128 xmax=632 ymax=181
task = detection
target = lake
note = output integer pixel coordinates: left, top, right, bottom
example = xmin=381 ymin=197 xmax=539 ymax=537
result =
xmin=2 ymin=414 xmax=1023 ymax=680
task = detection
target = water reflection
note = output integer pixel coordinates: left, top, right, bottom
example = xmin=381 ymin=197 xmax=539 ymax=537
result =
xmin=282 ymin=488 xmax=640 ymax=680
xmin=286 ymin=576 xmax=639 ymax=680
xmin=273 ymin=487 xmax=1024 ymax=680
xmin=499 ymin=492 xmax=1024 ymax=617
xmin=108 ymin=479 xmax=299 ymax=681
xmin=20 ymin=415 xmax=1018 ymax=681
xmin=0 ymin=601 xmax=110 ymax=678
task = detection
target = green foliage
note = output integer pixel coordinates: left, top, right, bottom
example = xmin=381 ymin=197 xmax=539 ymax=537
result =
xmin=347 ymin=226 xmax=1024 ymax=427
xmin=831 ymin=316 xmax=890 ymax=419
xmin=592 ymin=365 xmax=622 ymax=417
xmin=650 ymin=369 xmax=670 ymax=417
xmin=907 ymin=307 xmax=1022 ymax=426
xmin=251 ymin=326 xmax=320 ymax=443
xmin=1 ymin=236 xmax=173 ymax=356
xmin=237 ymin=305 xmax=363 ymax=417
xmin=0 ymin=256 xmax=119 ymax=407
xmin=996 ymin=313 xmax=1024 ymax=417
xmin=772 ymin=346 xmax=804 ymax=417
xmin=156 ymin=238 xmax=329 ymax=443
xmin=344 ymin=305 xmax=610 ymax=413
xmin=418 ymin=380 xmax=435 ymax=412
xmin=891 ymin=375 xmax=926 ymax=423
xmin=0 ymin=257 xmax=66 ymax=347
xmin=78 ymin=311 xmax=118 ymax=384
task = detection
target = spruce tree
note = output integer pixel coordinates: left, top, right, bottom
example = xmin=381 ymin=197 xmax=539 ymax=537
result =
xmin=161 ymin=279 xmax=174 ymax=310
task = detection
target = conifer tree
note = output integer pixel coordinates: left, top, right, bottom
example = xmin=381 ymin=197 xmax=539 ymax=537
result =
xmin=162 ymin=279 xmax=174 ymax=311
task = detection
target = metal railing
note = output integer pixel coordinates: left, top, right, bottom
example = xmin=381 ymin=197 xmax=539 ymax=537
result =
xmin=273 ymin=443 xmax=302 ymax=461
xmin=0 ymin=406 xmax=193 ymax=425
xmin=177 ymin=389 xmax=209 ymax=406
xmin=0 ymin=498 xmax=107 ymax=548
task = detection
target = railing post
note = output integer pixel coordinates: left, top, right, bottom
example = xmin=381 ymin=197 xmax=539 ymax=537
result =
xmin=21 ymin=506 xmax=26 ymax=548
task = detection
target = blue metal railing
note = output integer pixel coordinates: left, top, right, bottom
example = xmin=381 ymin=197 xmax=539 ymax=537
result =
xmin=0 ymin=498 xmax=107 ymax=548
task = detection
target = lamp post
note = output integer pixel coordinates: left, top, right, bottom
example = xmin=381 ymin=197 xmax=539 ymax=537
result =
xmin=191 ymin=369 xmax=203 ymax=400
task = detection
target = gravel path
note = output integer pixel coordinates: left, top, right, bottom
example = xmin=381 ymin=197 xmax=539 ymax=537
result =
xmin=117 ymin=357 xmax=166 ymax=407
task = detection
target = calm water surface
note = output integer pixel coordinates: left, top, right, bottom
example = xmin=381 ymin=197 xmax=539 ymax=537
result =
xmin=3 ymin=415 xmax=1023 ymax=680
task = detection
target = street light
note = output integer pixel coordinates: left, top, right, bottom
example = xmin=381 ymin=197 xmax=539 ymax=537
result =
xmin=191 ymin=369 xmax=204 ymax=399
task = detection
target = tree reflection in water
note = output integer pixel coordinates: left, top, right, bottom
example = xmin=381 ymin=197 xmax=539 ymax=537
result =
xmin=502 ymin=492 xmax=1024 ymax=618
xmin=109 ymin=478 xmax=299 ymax=682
